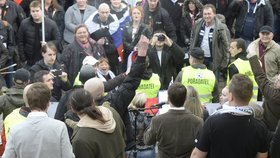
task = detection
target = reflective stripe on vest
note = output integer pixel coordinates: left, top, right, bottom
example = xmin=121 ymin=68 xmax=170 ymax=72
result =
xmin=227 ymin=58 xmax=258 ymax=102
xmin=181 ymin=66 xmax=216 ymax=103
xmin=136 ymin=73 xmax=161 ymax=98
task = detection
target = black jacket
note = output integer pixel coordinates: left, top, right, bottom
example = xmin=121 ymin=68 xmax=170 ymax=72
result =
xmin=180 ymin=0 xmax=203 ymax=45
xmin=226 ymin=0 xmax=273 ymax=38
xmin=17 ymin=17 xmax=61 ymax=66
xmin=270 ymin=121 xmax=280 ymax=157
xmin=29 ymin=60 xmax=71 ymax=101
xmin=54 ymin=72 xmax=126 ymax=121
xmin=0 ymin=41 xmax=9 ymax=68
xmin=160 ymin=0 xmax=184 ymax=30
xmin=2 ymin=0 xmax=26 ymax=35
xmin=123 ymin=22 xmax=151 ymax=64
xmin=59 ymin=39 xmax=106 ymax=85
xmin=46 ymin=6 xmax=65 ymax=41
xmin=147 ymin=42 xmax=184 ymax=89
xmin=96 ymin=56 xmax=146 ymax=146
xmin=143 ymin=2 xmax=177 ymax=42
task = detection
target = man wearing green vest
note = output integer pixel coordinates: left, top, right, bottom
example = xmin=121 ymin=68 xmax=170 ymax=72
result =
xmin=175 ymin=47 xmax=219 ymax=104
xmin=136 ymin=57 xmax=161 ymax=99
xmin=228 ymin=38 xmax=258 ymax=102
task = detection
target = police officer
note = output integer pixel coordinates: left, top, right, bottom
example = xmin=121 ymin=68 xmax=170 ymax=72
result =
xmin=228 ymin=38 xmax=258 ymax=102
xmin=175 ymin=47 xmax=219 ymax=103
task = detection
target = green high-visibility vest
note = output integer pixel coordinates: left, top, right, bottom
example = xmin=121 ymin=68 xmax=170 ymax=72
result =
xmin=181 ymin=66 xmax=216 ymax=103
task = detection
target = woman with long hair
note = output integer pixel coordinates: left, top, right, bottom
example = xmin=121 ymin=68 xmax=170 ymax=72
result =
xmin=70 ymin=88 xmax=126 ymax=158
xmin=180 ymin=0 xmax=203 ymax=48
xmin=127 ymin=92 xmax=155 ymax=158
xmin=122 ymin=6 xmax=151 ymax=71
xmin=184 ymin=86 xmax=209 ymax=120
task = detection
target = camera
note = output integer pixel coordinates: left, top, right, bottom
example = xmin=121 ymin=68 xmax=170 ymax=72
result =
xmin=156 ymin=34 xmax=165 ymax=42
xmin=50 ymin=69 xmax=62 ymax=77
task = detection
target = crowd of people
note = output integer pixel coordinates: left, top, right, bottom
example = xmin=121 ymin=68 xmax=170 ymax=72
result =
xmin=0 ymin=0 xmax=279 ymax=157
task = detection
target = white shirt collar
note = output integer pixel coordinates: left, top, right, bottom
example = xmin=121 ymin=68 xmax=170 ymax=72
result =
xmin=169 ymin=107 xmax=185 ymax=110
xmin=27 ymin=111 xmax=48 ymax=118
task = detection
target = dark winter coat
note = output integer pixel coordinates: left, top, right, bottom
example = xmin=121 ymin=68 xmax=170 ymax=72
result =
xmin=96 ymin=56 xmax=146 ymax=146
xmin=226 ymin=0 xmax=273 ymax=38
xmin=59 ymin=39 xmax=105 ymax=85
xmin=1 ymin=0 xmax=26 ymax=35
xmin=180 ymin=0 xmax=203 ymax=45
xmin=147 ymin=42 xmax=184 ymax=90
xmin=17 ymin=17 xmax=61 ymax=66
xmin=0 ymin=86 xmax=25 ymax=119
xmin=143 ymin=2 xmax=177 ymax=41
xmin=29 ymin=60 xmax=71 ymax=101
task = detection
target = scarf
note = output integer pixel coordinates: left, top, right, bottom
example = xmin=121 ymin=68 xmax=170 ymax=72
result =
xmin=213 ymin=104 xmax=254 ymax=116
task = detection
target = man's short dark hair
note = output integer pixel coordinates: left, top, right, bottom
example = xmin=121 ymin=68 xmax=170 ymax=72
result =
xmin=229 ymin=74 xmax=253 ymax=103
xmin=232 ymin=38 xmax=246 ymax=52
xmin=203 ymin=4 xmax=216 ymax=14
xmin=33 ymin=70 xmax=50 ymax=83
xmin=168 ymin=83 xmax=187 ymax=107
xmin=26 ymin=83 xmax=51 ymax=111
xmin=30 ymin=0 xmax=41 ymax=9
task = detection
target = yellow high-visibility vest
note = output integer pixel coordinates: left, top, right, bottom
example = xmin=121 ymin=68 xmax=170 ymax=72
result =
xmin=227 ymin=58 xmax=258 ymax=102
xmin=181 ymin=66 xmax=216 ymax=103
xmin=137 ymin=73 xmax=161 ymax=98
xmin=4 ymin=108 xmax=27 ymax=140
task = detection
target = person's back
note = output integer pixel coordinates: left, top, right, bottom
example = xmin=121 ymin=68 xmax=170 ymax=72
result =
xmin=72 ymin=105 xmax=126 ymax=158
xmin=70 ymin=89 xmax=126 ymax=158
xmin=4 ymin=116 xmax=72 ymax=158
xmin=144 ymin=83 xmax=203 ymax=158
xmin=191 ymin=74 xmax=269 ymax=158
xmin=199 ymin=113 xmax=267 ymax=158
xmin=148 ymin=110 xmax=202 ymax=157
xmin=2 ymin=83 xmax=74 ymax=158
xmin=0 ymin=68 xmax=30 ymax=119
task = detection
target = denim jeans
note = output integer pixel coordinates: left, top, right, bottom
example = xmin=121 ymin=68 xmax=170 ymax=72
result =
xmin=127 ymin=148 xmax=156 ymax=158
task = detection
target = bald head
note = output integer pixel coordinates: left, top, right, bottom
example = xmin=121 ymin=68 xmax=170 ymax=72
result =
xmin=23 ymin=84 xmax=33 ymax=107
xmin=84 ymin=78 xmax=104 ymax=100
xmin=98 ymin=3 xmax=110 ymax=22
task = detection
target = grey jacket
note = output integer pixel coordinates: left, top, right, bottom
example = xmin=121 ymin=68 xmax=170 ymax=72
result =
xmin=64 ymin=4 xmax=96 ymax=43
xmin=191 ymin=17 xmax=230 ymax=71
xmin=3 ymin=112 xmax=75 ymax=158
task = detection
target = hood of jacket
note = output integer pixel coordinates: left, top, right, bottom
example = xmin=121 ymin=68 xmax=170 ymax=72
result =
xmin=5 ymin=87 xmax=25 ymax=108
xmin=182 ymin=0 xmax=203 ymax=16
xmin=77 ymin=106 xmax=116 ymax=133
xmin=142 ymin=68 xmax=153 ymax=80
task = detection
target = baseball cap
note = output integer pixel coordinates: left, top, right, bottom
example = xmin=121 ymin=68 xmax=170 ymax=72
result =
xmin=14 ymin=68 xmax=30 ymax=84
xmin=259 ymin=25 xmax=273 ymax=33
xmin=190 ymin=47 xmax=204 ymax=60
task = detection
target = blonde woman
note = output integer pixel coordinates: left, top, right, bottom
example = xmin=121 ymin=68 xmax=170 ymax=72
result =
xmin=128 ymin=93 xmax=155 ymax=158
xmin=184 ymin=86 xmax=209 ymax=120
